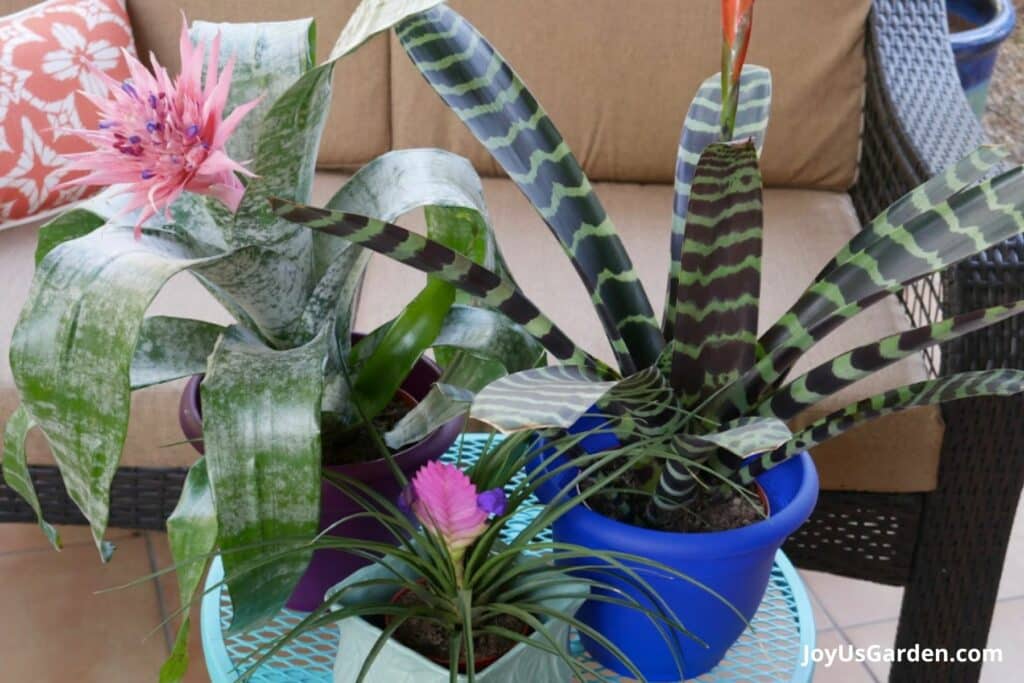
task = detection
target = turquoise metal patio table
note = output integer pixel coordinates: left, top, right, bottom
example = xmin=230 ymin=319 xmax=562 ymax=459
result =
xmin=201 ymin=434 xmax=817 ymax=682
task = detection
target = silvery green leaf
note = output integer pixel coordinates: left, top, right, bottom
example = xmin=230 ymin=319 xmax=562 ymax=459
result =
xmin=201 ymin=326 xmax=327 ymax=631
xmin=471 ymin=367 xmax=617 ymax=432
xmin=1 ymin=406 xmax=60 ymax=550
xmin=329 ymin=0 xmax=445 ymax=60
xmin=130 ymin=317 xmax=224 ymax=390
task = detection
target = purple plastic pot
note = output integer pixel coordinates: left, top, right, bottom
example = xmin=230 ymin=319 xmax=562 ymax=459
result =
xmin=178 ymin=339 xmax=464 ymax=612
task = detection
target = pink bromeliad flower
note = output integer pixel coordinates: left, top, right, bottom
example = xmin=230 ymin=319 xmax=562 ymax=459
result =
xmin=402 ymin=461 xmax=507 ymax=585
xmin=61 ymin=18 xmax=260 ymax=237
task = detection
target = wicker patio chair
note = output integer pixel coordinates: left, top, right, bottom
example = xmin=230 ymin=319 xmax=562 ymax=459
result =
xmin=0 ymin=2 xmax=1018 ymax=682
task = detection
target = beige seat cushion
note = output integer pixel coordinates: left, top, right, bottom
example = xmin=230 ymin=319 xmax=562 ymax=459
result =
xmin=390 ymin=0 xmax=870 ymax=190
xmin=0 ymin=173 xmax=942 ymax=493
xmin=126 ymin=0 xmax=390 ymax=171
xmin=356 ymin=178 xmax=943 ymax=493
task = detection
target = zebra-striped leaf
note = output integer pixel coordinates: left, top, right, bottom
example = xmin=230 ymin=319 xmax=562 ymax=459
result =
xmin=271 ymin=200 xmax=610 ymax=376
xmin=739 ymin=166 xmax=1024 ymax=412
xmin=664 ymin=65 xmax=771 ymax=337
xmin=756 ymin=299 xmax=1024 ymax=421
xmin=731 ymin=370 xmax=1024 ymax=486
xmin=471 ymin=367 xmax=619 ymax=432
xmin=201 ymin=326 xmax=326 ymax=632
xmin=666 ymin=140 xmax=763 ymax=406
xmin=393 ymin=4 xmax=662 ymax=374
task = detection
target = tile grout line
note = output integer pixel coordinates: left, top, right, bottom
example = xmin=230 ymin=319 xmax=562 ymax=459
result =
xmin=802 ymin=577 xmax=881 ymax=682
xmin=144 ymin=531 xmax=175 ymax=654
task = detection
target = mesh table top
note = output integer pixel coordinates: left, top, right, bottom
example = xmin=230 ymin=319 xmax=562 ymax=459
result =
xmin=201 ymin=435 xmax=816 ymax=682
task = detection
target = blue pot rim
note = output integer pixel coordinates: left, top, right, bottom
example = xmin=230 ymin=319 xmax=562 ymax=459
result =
xmin=949 ymin=0 xmax=1017 ymax=49
xmin=536 ymin=450 xmax=819 ymax=559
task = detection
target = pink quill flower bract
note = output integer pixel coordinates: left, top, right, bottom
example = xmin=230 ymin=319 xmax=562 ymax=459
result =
xmin=60 ymin=17 xmax=260 ymax=237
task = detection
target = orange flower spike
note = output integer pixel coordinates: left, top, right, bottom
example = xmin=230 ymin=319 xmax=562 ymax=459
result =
xmin=720 ymin=0 xmax=755 ymax=140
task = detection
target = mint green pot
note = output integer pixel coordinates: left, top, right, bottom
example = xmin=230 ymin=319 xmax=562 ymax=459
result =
xmin=327 ymin=560 xmax=586 ymax=682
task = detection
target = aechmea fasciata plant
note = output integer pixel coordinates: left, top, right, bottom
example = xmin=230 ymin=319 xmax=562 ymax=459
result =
xmin=274 ymin=0 xmax=1024 ymax=531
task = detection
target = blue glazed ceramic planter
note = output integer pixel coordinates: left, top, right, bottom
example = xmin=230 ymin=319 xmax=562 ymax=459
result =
xmin=948 ymin=0 xmax=1017 ymax=117
xmin=529 ymin=417 xmax=818 ymax=681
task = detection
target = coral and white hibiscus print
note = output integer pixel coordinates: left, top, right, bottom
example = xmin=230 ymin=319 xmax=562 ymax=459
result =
xmin=0 ymin=0 xmax=134 ymax=224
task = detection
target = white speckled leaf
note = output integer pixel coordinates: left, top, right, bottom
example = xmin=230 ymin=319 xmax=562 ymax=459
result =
xmin=1 ymin=405 xmax=61 ymax=550
xmin=201 ymin=326 xmax=327 ymax=631
xmin=161 ymin=458 xmax=217 ymax=683
xmin=330 ymin=0 xmax=445 ymax=61
xmin=8 ymin=226 xmax=243 ymax=558
xmin=131 ymin=317 xmax=224 ymax=389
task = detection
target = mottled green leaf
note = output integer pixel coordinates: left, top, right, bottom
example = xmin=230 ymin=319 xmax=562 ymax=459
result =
xmin=201 ymin=327 xmax=326 ymax=631
xmin=34 ymin=208 xmax=105 ymax=265
xmin=394 ymin=4 xmax=662 ymax=374
xmin=161 ymin=459 xmax=217 ymax=683
xmin=330 ymin=0 xmax=444 ymax=60
xmin=1 ymin=406 xmax=60 ymax=550
xmin=130 ymin=317 xmax=224 ymax=390
xmin=9 ymin=226 xmax=238 ymax=558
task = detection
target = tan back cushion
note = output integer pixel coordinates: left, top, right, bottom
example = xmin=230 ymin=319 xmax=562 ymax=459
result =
xmin=391 ymin=0 xmax=870 ymax=190
xmin=126 ymin=0 xmax=389 ymax=170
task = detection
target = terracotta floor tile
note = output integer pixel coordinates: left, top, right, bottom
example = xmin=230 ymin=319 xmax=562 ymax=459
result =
xmin=981 ymin=597 xmax=1024 ymax=682
xmin=0 ymin=536 xmax=168 ymax=682
xmin=808 ymin=630 xmax=876 ymax=683
xmin=799 ymin=570 xmax=836 ymax=632
xmin=802 ymin=569 xmax=904 ymax=628
xmin=845 ymin=618 xmax=898 ymax=681
xmin=149 ymin=531 xmax=210 ymax=683
xmin=0 ymin=522 xmax=138 ymax=554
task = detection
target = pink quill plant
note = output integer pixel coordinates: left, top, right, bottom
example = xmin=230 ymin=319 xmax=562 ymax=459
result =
xmin=61 ymin=17 xmax=261 ymax=237
xmin=402 ymin=461 xmax=508 ymax=586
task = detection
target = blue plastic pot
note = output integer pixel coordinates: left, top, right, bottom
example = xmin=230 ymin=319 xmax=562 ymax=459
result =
xmin=948 ymin=0 xmax=1017 ymax=117
xmin=529 ymin=418 xmax=818 ymax=680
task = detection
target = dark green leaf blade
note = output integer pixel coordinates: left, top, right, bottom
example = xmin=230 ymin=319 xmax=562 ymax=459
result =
xmin=394 ymin=5 xmax=662 ymax=374
xmin=666 ymin=140 xmax=764 ymax=406
xmin=34 ymin=208 xmax=106 ymax=265
xmin=201 ymin=327 xmax=326 ymax=631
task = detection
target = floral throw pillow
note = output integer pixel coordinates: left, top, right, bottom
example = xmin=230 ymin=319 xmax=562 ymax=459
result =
xmin=0 ymin=0 xmax=135 ymax=225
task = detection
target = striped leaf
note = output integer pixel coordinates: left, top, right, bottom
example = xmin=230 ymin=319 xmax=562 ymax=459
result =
xmin=470 ymin=367 xmax=617 ymax=433
xmin=393 ymin=5 xmax=663 ymax=374
xmin=756 ymin=299 xmax=1024 ymax=421
xmin=731 ymin=165 xmax=1024 ymax=414
xmin=666 ymin=140 xmax=764 ymax=406
xmin=649 ymin=416 xmax=791 ymax=516
xmin=201 ymin=326 xmax=326 ymax=631
xmin=1 ymin=406 xmax=60 ymax=551
xmin=664 ymin=65 xmax=771 ymax=338
xmin=731 ymin=370 xmax=1024 ymax=486
xmin=271 ymin=200 xmax=611 ymax=376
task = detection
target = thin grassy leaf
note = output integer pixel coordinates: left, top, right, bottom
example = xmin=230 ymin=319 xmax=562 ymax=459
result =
xmin=394 ymin=4 xmax=663 ymax=374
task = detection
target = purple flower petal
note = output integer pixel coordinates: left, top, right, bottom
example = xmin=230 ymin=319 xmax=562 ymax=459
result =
xmin=397 ymin=485 xmax=417 ymax=514
xmin=477 ymin=488 xmax=508 ymax=516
